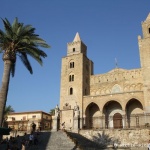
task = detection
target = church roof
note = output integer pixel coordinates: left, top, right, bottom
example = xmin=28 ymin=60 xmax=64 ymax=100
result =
xmin=146 ymin=13 xmax=150 ymax=21
xmin=73 ymin=32 xmax=81 ymax=42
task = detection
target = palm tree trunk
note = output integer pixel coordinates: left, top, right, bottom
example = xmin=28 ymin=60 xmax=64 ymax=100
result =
xmin=0 ymin=60 xmax=11 ymax=126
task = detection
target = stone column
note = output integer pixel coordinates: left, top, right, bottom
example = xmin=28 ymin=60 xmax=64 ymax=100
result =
xmin=122 ymin=110 xmax=126 ymax=128
xmin=122 ymin=115 xmax=126 ymax=128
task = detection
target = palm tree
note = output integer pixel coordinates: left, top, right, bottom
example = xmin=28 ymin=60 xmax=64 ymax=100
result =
xmin=0 ymin=18 xmax=50 ymax=126
xmin=4 ymin=105 xmax=15 ymax=118
xmin=3 ymin=105 xmax=15 ymax=127
xmin=49 ymin=108 xmax=55 ymax=116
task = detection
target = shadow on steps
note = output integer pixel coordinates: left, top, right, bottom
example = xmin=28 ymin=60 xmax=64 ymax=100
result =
xmin=66 ymin=131 xmax=107 ymax=150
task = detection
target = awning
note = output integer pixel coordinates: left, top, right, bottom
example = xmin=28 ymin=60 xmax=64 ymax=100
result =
xmin=0 ymin=127 xmax=12 ymax=135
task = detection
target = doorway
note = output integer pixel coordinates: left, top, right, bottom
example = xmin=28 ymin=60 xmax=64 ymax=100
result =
xmin=113 ymin=113 xmax=123 ymax=128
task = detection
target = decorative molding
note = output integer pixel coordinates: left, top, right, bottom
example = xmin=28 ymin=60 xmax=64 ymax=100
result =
xmin=63 ymin=103 xmax=71 ymax=110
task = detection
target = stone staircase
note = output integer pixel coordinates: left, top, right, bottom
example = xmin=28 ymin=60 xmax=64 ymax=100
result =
xmin=38 ymin=130 xmax=108 ymax=150
xmin=44 ymin=130 xmax=78 ymax=150
xmin=26 ymin=130 xmax=105 ymax=150
xmin=26 ymin=130 xmax=79 ymax=150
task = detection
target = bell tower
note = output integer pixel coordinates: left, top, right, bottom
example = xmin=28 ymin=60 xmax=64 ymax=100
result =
xmin=138 ymin=13 xmax=150 ymax=112
xmin=59 ymin=33 xmax=93 ymax=129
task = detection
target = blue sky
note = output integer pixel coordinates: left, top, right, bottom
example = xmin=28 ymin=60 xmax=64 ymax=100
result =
xmin=0 ymin=0 xmax=150 ymax=113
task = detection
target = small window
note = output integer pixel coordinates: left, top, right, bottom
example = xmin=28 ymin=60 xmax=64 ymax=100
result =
xmin=70 ymin=62 xmax=74 ymax=68
xmin=149 ymin=28 xmax=150 ymax=34
xmin=69 ymin=75 xmax=71 ymax=81
xmin=32 ymin=115 xmax=36 ymax=118
xmin=73 ymin=48 xmax=75 ymax=52
xmin=69 ymin=75 xmax=74 ymax=82
xmin=23 ymin=116 xmax=26 ymax=121
xmin=72 ymin=75 xmax=74 ymax=81
xmin=70 ymin=87 xmax=73 ymax=95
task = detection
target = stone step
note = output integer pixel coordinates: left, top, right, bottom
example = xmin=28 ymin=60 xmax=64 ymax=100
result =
xmin=66 ymin=131 xmax=104 ymax=150
xmin=11 ymin=131 xmax=80 ymax=150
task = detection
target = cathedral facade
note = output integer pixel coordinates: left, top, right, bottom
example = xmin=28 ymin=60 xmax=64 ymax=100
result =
xmin=58 ymin=13 xmax=150 ymax=130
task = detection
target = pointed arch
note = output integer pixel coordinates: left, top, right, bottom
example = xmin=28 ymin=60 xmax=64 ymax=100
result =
xmin=69 ymin=59 xmax=75 ymax=68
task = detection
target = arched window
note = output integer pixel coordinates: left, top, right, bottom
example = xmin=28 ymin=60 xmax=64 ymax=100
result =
xmin=70 ymin=87 xmax=73 ymax=95
xmin=69 ymin=75 xmax=71 ymax=82
xmin=69 ymin=75 xmax=74 ymax=82
xmin=111 ymin=84 xmax=122 ymax=93
xmin=72 ymin=75 xmax=74 ymax=81
xmin=70 ymin=62 xmax=74 ymax=68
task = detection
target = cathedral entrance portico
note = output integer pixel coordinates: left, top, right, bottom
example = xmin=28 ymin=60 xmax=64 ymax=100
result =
xmin=85 ymin=102 xmax=101 ymax=129
xmin=103 ymin=100 xmax=123 ymax=129
xmin=125 ymin=98 xmax=144 ymax=128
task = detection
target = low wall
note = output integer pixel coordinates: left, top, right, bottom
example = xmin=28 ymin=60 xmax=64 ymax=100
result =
xmin=79 ymin=128 xmax=150 ymax=148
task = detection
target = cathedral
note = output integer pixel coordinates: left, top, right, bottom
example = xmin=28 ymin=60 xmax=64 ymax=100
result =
xmin=56 ymin=13 xmax=150 ymax=130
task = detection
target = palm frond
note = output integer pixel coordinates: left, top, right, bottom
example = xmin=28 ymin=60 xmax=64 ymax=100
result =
xmin=30 ymin=36 xmax=50 ymax=48
xmin=12 ymin=17 xmax=18 ymax=34
xmin=24 ymin=48 xmax=43 ymax=65
xmin=19 ymin=53 xmax=33 ymax=74
xmin=1 ymin=18 xmax=13 ymax=39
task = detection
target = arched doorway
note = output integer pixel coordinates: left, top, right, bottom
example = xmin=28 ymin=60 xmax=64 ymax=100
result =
xmin=85 ymin=103 xmax=100 ymax=129
xmin=103 ymin=100 xmax=123 ymax=129
xmin=113 ymin=113 xmax=123 ymax=129
xmin=125 ymin=98 xmax=144 ymax=128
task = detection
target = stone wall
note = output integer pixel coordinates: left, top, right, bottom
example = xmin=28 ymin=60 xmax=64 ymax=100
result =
xmin=90 ymin=68 xmax=143 ymax=96
xmin=79 ymin=129 xmax=150 ymax=147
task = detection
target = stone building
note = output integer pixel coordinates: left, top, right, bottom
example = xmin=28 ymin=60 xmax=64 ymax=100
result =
xmin=57 ymin=13 xmax=150 ymax=130
xmin=7 ymin=111 xmax=52 ymax=132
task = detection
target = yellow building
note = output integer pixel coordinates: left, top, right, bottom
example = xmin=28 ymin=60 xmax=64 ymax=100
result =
xmin=7 ymin=111 xmax=52 ymax=132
